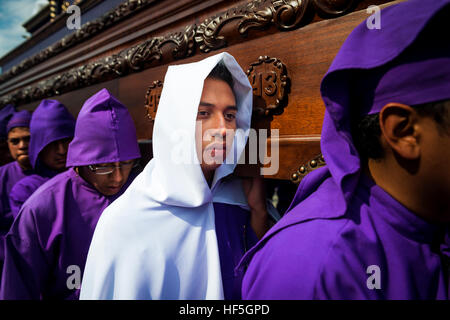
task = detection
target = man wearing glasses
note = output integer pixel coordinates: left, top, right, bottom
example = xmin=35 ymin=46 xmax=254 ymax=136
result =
xmin=0 ymin=110 xmax=32 ymax=279
xmin=0 ymin=88 xmax=141 ymax=299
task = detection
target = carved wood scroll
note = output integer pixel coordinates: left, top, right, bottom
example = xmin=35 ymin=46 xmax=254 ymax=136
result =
xmin=0 ymin=0 xmax=159 ymax=84
xmin=144 ymin=55 xmax=289 ymax=120
xmin=1 ymin=0 xmax=359 ymax=107
xmin=290 ymin=153 xmax=326 ymax=183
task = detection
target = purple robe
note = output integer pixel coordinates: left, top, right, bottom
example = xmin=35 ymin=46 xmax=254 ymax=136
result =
xmin=214 ymin=203 xmax=258 ymax=300
xmin=0 ymin=162 xmax=32 ymax=234
xmin=0 ymin=89 xmax=141 ymax=300
xmin=240 ymin=0 xmax=450 ymax=300
xmin=0 ymin=162 xmax=33 ymax=274
xmin=240 ymin=168 xmax=450 ymax=299
xmin=0 ymin=162 xmax=28 ymax=227
xmin=7 ymin=100 xmax=75 ymax=217
xmin=9 ymin=174 xmax=49 ymax=219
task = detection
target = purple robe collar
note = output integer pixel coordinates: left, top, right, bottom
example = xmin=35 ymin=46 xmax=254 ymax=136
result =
xmin=66 ymin=88 xmax=140 ymax=167
xmin=361 ymin=173 xmax=443 ymax=244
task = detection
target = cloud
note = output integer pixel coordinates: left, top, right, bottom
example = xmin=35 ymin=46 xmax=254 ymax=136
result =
xmin=0 ymin=0 xmax=43 ymax=59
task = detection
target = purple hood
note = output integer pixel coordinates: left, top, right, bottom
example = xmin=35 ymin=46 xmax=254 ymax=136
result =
xmin=6 ymin=110 xmax=32 ymax=133
xmin=29 ymin=100 xmax=76 ymax=170
xmin=66 ymin=88 xmax=140 ymax=167
xmin=319 ymin=0 xmax=450 ymax=214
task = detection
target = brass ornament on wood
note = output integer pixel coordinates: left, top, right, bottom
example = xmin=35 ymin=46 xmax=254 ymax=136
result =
xmin=290 ymin=153 xmax=326 ymax=183
xmin=144 ymin=80 xmax=163 ymax=121
xmin=246 ymin=56 xmax=289 ymax=118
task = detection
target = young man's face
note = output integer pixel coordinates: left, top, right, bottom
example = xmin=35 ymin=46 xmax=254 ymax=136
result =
xmin=78 ymin=160 xmax=135 ymax=196
xmin=374 ymin=101 xmax=450 ymax=222
xmin=195 ymin=78 xmax=237 ymax=176
xmin=7 ymin=127 xmax=31 ymax=168
xmin=39 ymin=137 xmax=72 ymax=172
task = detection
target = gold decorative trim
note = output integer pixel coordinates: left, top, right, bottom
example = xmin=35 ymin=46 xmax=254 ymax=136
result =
xmin=290 ymin=153 xmax=326 ymax=183
xmin=246 ymin=55 xmax=289 ymax=117
xmin=144 ymin=80 xmax=163 ymax=121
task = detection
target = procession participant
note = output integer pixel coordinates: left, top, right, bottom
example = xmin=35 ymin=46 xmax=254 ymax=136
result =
xmin=8 ymin=99 xmax=75 ymax=217
xmin=0 ymin=110 xmax=32 ymax=278
xmin=80 ymin=53 xmax=269 ymax=300
xmin=240 ymin=0 xmax=450 ymax=300
xmin=0 ymin=88 xmax=141 ymax=299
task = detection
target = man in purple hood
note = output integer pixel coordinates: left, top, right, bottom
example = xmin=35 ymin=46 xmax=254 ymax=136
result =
xmin=0 ymin=104 xmax=16 ymax=166
xmin=0 ymin=88 xmax=141 ymax=299
xmin=0 ymin=110 xmax=33 ymax=278
xmin=240 ymin=0 xmax=450 ymax=299
xmin=8 ymin=100 xmax=76 ymax=218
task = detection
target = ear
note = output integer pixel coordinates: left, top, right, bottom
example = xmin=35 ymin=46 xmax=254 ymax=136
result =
xmin=378 ymin=103 xmax=421 ymax=160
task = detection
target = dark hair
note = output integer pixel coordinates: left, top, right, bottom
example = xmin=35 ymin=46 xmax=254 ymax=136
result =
xmin=352 ymin=99 xmax=450 ymax=160
xmin=207 ymin=61 xmax=234 ymax=89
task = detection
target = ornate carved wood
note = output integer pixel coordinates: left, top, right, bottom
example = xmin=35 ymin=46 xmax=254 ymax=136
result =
xmin=0 ymin=0 xmax=159 ymax=85
xmin=143 ymin=55 xmax=289 ymax=121
xmin=0 ymin=0 xmax=397 ymax=181
xmin=0 ymin=0 xmax=364 ymax=107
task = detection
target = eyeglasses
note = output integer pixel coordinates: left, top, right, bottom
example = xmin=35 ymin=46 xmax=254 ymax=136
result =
xmin=7 ymin=136 xmax=30 ymax=145
xmin=88 ymin=161 xmax=138 ymax=175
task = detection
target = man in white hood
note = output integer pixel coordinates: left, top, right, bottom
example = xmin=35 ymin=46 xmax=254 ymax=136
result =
xmin=80 ymin=52 xmax=270 ymax=299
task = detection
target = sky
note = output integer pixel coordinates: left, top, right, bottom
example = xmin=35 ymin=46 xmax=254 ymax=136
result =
xmin=0 ymin=0 xmax=47 ymax=60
